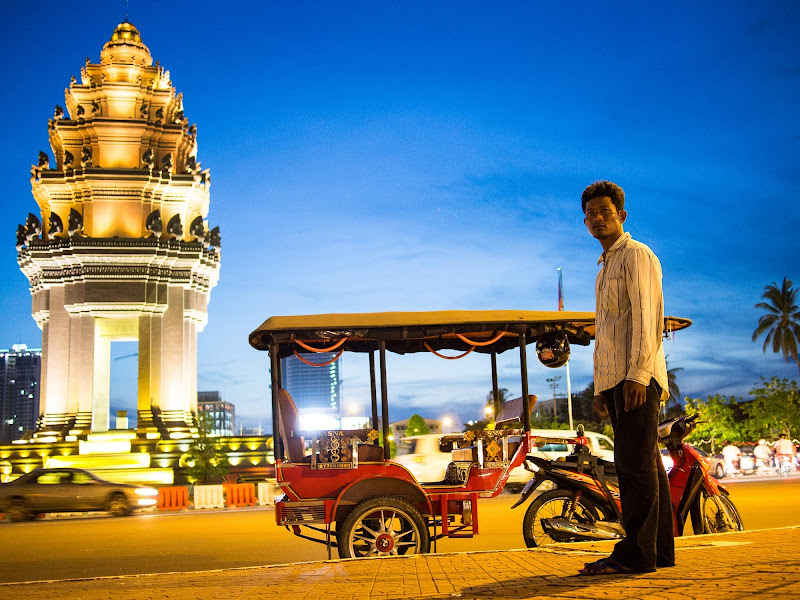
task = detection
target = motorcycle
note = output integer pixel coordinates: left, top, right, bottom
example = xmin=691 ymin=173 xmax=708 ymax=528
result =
xmin=777 ymin=454 xmax=795 ymax=476
xmin=513 ymin=415 xmax=744 ymax=547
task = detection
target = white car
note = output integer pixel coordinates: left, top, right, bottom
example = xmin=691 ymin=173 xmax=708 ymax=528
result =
xmin=393 ymin=429 xmax=615 ymax=490
xmin=506 ymin=429 xmax=615 ymax=491
xmin=393 ymin=434 xmax=457 ymax=483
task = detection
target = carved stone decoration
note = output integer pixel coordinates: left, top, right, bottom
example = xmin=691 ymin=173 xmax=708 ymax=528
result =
xmin=140 ymin=101 xmax=149 ymax=118
xmin=189 ymin=216 xmax=204 ymax=242
xmin=80 ymin=146 xmax=92 ymax=168
xmin=161 ymin=152 xmax=173 ymax=171
xmin=142 ymin=147 xmax=154 ymax=169
xmin=188 ymin=123 xmax=196 ymax=136
xmin=48 ymin=212 xmax=64 ymax=236
xmin=145 ymin=209 xmax=162 ymax=238
xmin=37 ymin=151 xmax=49 ymax=169
xmin=68 ymin=208 xmax=83 ymax=237
xmin=16 ymin=225 xmax=26 ymax=250
xmin=185 ymin=154 xmax=199 ymax=174
xmin=76 ymin=105 xmax=85 ymax=117
xmin=174 ymin=110 xmax=184 ymax=123
xmin=54 ymin=105 xmax=64 ymax=119
xmin=155 ymin=107 xmax=164 ymax=119
xmin=64 ymin=150 xmax=74 ymax=169
xmin=25 ymin=213 xmax=42 ymax=243
xmin=166 ymin=214 xmax=182 ymax=239
xmin=207 ymin=226 xmax=220 ymax=251
xmin=91 ymin=100 xmax=100 ymax=115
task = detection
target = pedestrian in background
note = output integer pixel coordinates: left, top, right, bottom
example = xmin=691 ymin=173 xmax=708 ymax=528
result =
xmin=753 ymin=439 xmax=773 ymax=468
xmin=774 ymin=434 xmax=795 ymax=470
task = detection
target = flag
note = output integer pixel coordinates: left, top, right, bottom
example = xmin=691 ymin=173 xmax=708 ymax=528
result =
xmin=557 ymin=267 xmax=564 ymax=311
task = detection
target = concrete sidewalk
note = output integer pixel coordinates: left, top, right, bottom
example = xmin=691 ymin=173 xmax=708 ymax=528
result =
xmin=3 ymin=526 xmax=799 ymax=599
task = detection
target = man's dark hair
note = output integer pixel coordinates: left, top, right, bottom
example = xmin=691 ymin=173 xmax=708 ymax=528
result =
xmin=581 ymin=180 xmax=625 ymax=213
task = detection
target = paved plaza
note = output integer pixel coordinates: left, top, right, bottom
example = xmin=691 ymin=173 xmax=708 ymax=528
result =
xmin=2 ymin=526 xmax=798 ymax=599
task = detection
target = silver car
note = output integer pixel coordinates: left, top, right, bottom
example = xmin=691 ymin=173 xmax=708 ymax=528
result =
xmin=1 ymin=467 xmax=158 ymax=522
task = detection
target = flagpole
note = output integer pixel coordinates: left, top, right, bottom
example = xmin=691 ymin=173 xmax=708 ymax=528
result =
xmin=558 ymin=267 xmax=575 ymax=431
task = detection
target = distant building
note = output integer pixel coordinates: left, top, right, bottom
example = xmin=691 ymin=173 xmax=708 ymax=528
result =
xmin=1 ymin=344 xmax=42 ymax=443
xmin=238 ymin=424 xmax=265 ymax=436
xmin=390 ymin=417 xmax=442 ymax=441
xmin=281 ymin=353 xmax=342 ymax=430
xmin=197 ymin=391 xmax=235 ymax=437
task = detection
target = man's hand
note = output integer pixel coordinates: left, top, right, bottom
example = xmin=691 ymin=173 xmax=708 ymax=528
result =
xmin=623 ymin=380 xmax=647 ymax=411
xmin=593 ymin=395 xmax=609 ymax=419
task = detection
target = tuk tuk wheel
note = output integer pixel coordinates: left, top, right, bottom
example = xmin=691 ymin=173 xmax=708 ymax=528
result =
xmin=337 ymin=496 xmax=430 ymax=558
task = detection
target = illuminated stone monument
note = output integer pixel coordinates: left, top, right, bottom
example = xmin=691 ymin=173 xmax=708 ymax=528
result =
xmin=17 ymin=21 xmax=220 ymax=441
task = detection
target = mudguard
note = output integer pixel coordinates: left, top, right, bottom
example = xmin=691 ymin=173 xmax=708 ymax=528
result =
xmin=511 ymin=470 xmax=547 ymax=509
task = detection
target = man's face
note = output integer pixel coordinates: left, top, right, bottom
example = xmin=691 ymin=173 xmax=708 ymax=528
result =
xmin=584 ymin=196 xmax=626 ymax=244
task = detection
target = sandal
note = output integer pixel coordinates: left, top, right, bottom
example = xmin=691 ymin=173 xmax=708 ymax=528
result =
xmin=578 ymin=557 xmax=636 ymax=576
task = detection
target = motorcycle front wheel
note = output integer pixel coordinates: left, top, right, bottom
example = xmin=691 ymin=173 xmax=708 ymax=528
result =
xmin=522 ymin=489 xmax=602 ymax=548
xmin=696 ymin=492 xmax=744 ymax=534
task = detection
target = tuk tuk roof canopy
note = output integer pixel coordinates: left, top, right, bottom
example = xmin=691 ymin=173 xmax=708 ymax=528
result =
xmin=249 ymin=310 xmax=692 ymax=358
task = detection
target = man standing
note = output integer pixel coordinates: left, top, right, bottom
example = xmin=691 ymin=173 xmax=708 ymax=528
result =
xmin=579 ymin=180 xmax=674 ymax=575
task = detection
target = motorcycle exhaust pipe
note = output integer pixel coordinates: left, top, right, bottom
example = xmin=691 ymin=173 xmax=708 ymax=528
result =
xmin=541 ymin=518 xmax=625 ymax=541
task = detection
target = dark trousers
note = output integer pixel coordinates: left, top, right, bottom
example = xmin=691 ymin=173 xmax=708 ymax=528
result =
xmin=603 ymin=379 xmax=675 ymax=572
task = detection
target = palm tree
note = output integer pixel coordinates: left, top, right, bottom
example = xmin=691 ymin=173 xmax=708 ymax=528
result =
xmin=753 ymin=277 xmax=800 ymax=376
xmin=662 ymin=358 xmax=683 ymax=418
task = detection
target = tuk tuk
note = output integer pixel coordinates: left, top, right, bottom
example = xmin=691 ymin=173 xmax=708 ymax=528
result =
xmin=248 ymin=309 xmax=691 ymax=558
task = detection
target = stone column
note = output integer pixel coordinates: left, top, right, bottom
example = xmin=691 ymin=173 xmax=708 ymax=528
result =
xmin=42 ymin=286 xmax=70 ymax=417
xmin=68 ymin=314 xmax=95 ymax=416
xmin=92 ymin=331 xmax=111 ymax=432
xmin=161 ymin=285 xmax=185 ymax=413
xmin=138 ymin=314 xmax=153 ymax=413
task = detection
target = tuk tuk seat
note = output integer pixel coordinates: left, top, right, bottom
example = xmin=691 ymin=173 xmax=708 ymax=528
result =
xmin=277 ymin=389 xmax=308 ymax=463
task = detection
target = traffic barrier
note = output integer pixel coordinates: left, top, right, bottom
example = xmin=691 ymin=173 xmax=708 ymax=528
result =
xmin=158 ymin=486 xmax=189 ymax=510
xmin=193 ymin=484 xmax=225 ymax=509
xmin=257 ymin=480 xmax=281 ymax=506
xmin=225 ymin=483 xmax=256 ymax=507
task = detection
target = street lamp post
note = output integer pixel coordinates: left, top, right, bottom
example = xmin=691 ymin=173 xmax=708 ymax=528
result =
xmin=546 ymin=376 xmax=561 ymax=421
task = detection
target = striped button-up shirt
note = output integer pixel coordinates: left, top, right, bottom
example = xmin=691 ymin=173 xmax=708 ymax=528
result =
xmin=594 ymin=232 xmax=668 ymax=400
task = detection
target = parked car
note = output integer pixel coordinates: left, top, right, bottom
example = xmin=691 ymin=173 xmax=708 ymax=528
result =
xmin=695 ymin=447 xmax=726 ymax=479
xmin=0 ymin=467 xmax=159 ymax=522
xmin=506 ymin=429 xmax=615 ymax=491
xmin=661 ymin=447 xmax=725 ymax=479
xmin=394 ymin=429 xmax=615 ymax=492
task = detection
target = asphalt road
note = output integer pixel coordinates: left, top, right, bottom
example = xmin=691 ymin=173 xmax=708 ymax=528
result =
xmin=1 ymin=475 xmax=799 ymax=585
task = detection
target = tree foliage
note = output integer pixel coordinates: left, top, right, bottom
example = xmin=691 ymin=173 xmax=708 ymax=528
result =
xmin=753 ymin=277 xmax=800 ymax=376
xmin=406 ymin=414 xmax=430 ymax=436
xmin=486 ymin=387 xmax=510 ymax=420
xmin=463 ymin=419 xmax=491 ymax=432
xmin=683 ymin=394 xmax=745 ymax=448
xmin=184 ymin=412 xmax=231 ymax=484
xmin=742 ymin=377 xmax=800 ymax=439
xmin=662 ymin=358 xmax=683 ymax=418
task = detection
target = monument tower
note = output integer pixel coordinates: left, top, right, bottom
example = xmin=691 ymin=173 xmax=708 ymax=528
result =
xmin=16 ymin=21 xmax=221 ymax=441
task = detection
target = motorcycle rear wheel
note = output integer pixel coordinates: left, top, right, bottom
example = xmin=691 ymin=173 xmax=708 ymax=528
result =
xmin=697 ymin=492 xmax=744 ymax=534
xmin=522 ymin=489 xmax=602 ymax=548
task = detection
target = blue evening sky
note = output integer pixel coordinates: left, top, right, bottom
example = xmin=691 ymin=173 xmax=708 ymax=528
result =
xmin=1 ymin=1 xmax=798 ymax=429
